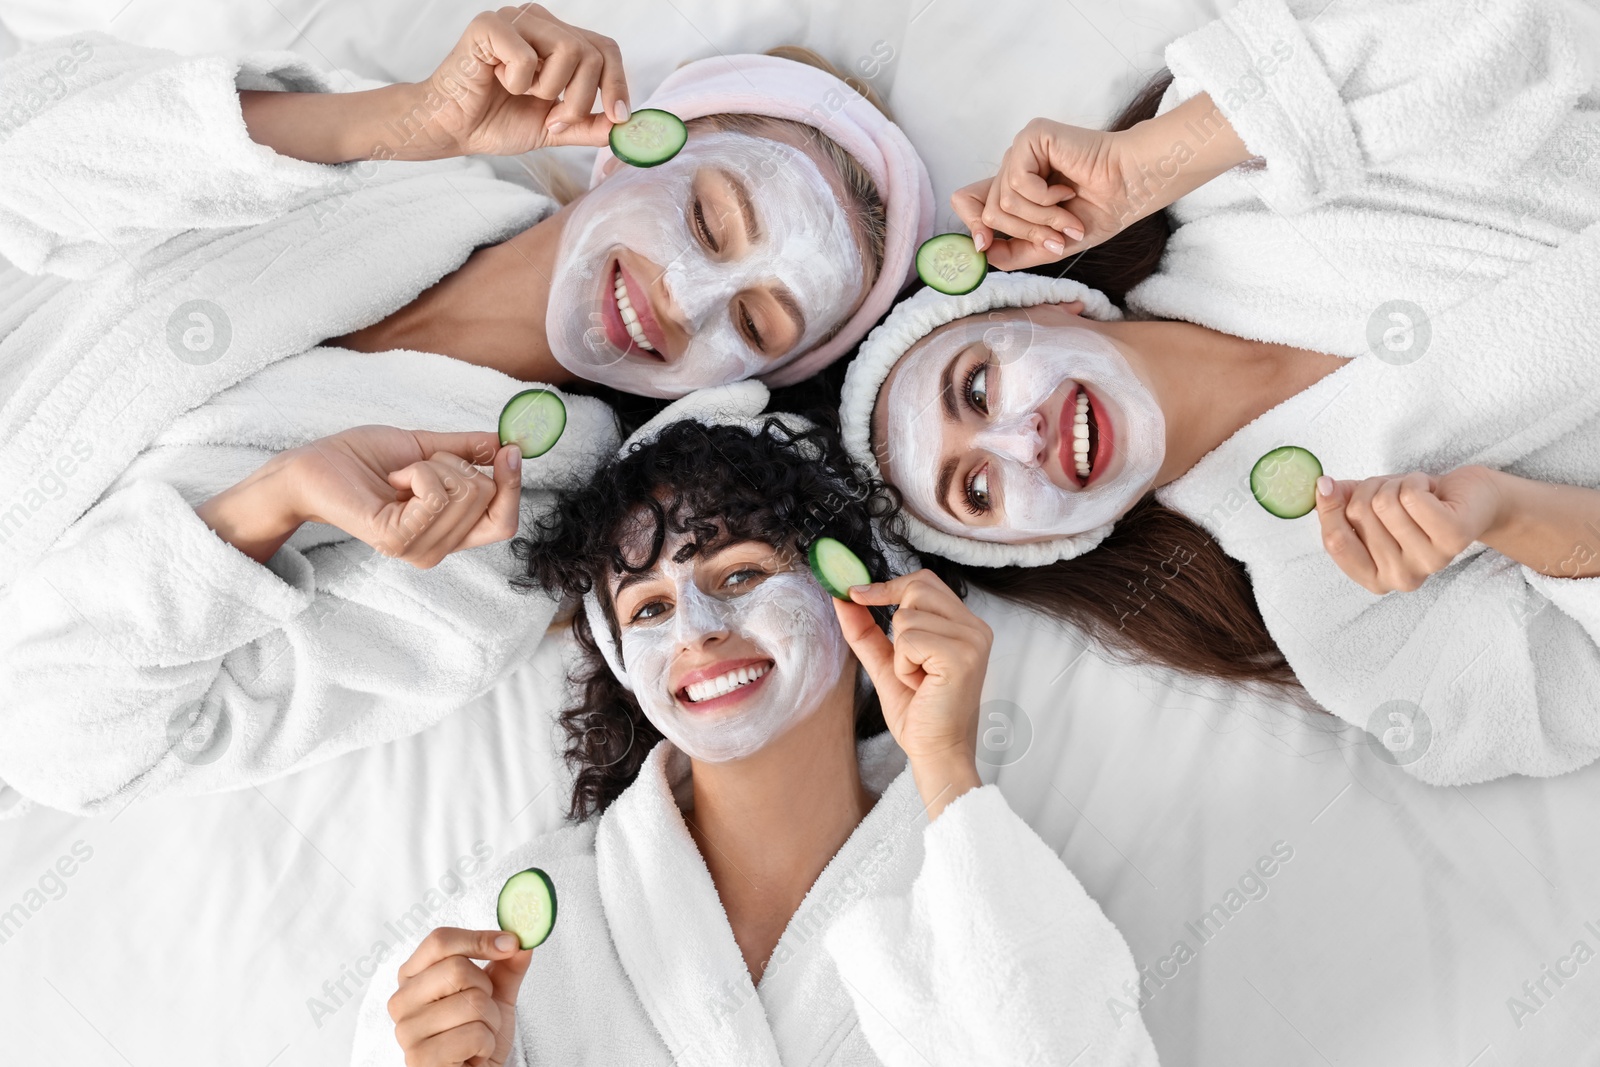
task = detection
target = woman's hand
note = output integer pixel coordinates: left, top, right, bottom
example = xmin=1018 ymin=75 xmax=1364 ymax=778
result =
xmin=1314 ymin=466 xmax=1505 ymax=594
xmin=418 ymin=4 xmax=630 ymax=157
xmin=196 ymin=426 xmax=522 ymax=568
xmin=388 ymin=928 xmax=533 ymax=1067
xmin=952 ymin=93 xmax=1251 ymax=272
xmin=832 ymin=570 xmax=993 ymax=820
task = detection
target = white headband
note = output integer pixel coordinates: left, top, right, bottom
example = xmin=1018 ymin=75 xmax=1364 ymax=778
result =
xmin=838 ymin=272 xmax=1126 ymax=567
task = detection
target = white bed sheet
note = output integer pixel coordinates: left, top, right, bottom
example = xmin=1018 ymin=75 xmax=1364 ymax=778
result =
xmin=4 ymin=597 xmax=1599 ymax=1066
xmin=3 ymin=0 xmax=1600 ymax=1063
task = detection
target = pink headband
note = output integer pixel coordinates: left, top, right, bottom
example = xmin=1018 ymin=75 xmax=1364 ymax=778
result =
xmin=588 ymin=53 xmax=935 ymax=387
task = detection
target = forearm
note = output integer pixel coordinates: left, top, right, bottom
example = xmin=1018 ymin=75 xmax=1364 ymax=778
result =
xmin=240 ymin=83 xmax=449 ymax=164
xmin=1119 ymin=91 xmax=1252 ymax=219
xmin=195 ymin=453 xmax=305 ymax=564
xmin=1483 ymin=470 xmax=1600 ymax=578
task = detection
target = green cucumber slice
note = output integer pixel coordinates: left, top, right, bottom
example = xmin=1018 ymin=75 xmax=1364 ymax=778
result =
xmin=497 ymin=868 xmax=558 ymax=950
xmin=609 ymin=109 xmax=688 ymax=168
xmin=808 ymin=537 xmax=871 ymax=600
xmin=498 ymin=389 xmax=567 ymax=459
xmin=1250 ymin=446 xmax=1324 ymax=519
xmin=916 ymin=233 xmax=987 ymax=296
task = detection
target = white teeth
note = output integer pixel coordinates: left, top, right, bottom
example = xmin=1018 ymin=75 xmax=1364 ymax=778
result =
xmin=1073 ymin=389 xmax=1092 ymax=480
xmin=683 ymin=663 xmax=769 ymax=704
xmin=613 ymin=268 xmax=655 ymax=351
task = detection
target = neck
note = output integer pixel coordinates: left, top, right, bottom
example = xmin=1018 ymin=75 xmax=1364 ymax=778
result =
xmin=1097 ymin=318 xmax=1347 ymax=485
xmin=331 ymin=208 xmax=578 ymax=386
xmin=683 ymin=671 xmax=871 ymax=980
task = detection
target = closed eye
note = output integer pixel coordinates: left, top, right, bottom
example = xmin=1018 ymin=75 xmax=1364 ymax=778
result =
xmin=738 ymin=304 xmax=765 ymax=353
xmin=693 ymin=198 xmax=719 ymax=253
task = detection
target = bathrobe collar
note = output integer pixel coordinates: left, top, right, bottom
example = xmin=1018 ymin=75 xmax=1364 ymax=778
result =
xmin=595 ymin=733 xmax=917 ymax=1067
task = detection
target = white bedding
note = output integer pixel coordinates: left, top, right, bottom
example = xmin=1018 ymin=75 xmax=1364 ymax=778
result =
xmin=3 ymin=0 xmax=1599 ymax=1064
xmin=4 ymin=598 xmax=1599 ymax=1065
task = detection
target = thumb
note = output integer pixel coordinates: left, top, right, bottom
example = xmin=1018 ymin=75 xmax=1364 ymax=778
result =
xmin=832 ymin=597 xmax=906 ymax=703
xmin=1314 ymin=475 xmax=1350 ymax=515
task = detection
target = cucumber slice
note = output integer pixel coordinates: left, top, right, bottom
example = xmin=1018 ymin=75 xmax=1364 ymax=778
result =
xmin=916 ymin=234 xmax=987 ymax=296
xmin=1250 ymin=446 xmax=1324 ymax=519
xmin=808 ymin=536 xmax=871 ymax=600
xmin=498 ymin=389 xmax=567 ymax=459
xmin=497 ymin=868 xmax=558 ymax=950
xmin=609 ymin=109 xmax=688 ymax=168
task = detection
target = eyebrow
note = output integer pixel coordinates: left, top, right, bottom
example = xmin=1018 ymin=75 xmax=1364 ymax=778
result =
xmin=935 ymin=455 xmax=961 ymax=522
xmin=771 ymin=285 xmax=806 ymax=345
xmin=938 ymin=341 xmax=984 ymax=421
xmin=719 ymin=167 xmax=760 ymax=243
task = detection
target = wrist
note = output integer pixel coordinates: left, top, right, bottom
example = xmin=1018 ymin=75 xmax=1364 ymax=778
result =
xmin=1120 ymin=92 xmax=1251 ymax=213
xmin=196 ymin=452 xmax=307 ymax=564
xmin=335 ymin=83 xmax=455 ymax=163
xmin=1478 ymin=467 xmax=1528 ymax=545
xmin=907 ymin=743 xmax=982 ymax=822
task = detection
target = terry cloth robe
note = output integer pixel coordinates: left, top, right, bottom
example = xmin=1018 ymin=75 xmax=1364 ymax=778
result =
xmin=1125 ymin=0 xmax=1600 ymax=784
xmin=348 ymin=733 xmax=1161 ymax=1067
xmin=0 ymin=34 xmax=619 ymax=816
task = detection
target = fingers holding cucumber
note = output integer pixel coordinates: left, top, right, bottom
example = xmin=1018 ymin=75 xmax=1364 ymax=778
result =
xmin=389 ymin=926 xmax=534 ymax=1067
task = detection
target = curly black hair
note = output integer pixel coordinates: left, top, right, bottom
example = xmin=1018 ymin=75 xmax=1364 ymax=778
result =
xmin=511 ymin=412 xmax=912 ymax=821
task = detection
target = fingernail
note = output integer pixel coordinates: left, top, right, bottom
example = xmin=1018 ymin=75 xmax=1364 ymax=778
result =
xmin=495 ymin=934 xmax=516 ymax=951
xmin=507 ymin=445 xmax=522 ymax=472
xmin=972 ymin=231 xmax=988 ymax=252
xmin=1063 ymin=225 xmax=1085 ymax=242
xmin=613 ymin=101 xmax=630 ymax=123
xmin=1044 ymin=238 xmax=1066 ymax=255
xmin=546 ymin=121 xmax=569 ymax=135
xmin=1316 ymin=476 xmax=1333 ymax=497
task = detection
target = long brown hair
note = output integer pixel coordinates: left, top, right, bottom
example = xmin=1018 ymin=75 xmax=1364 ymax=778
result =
xmin=936 ymin=70 xmax=1310 ymax=701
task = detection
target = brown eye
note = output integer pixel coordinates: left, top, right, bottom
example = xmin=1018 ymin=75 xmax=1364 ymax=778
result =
xmin=963 ymin=465 xmax=992 ymax=516
xmin=630 ymin=599 xmax=669 ymax=622
xmin=964 ymin=362 xmax=989 ymax=415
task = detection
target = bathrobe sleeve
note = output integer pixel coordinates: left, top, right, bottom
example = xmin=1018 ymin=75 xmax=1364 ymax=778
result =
xmin=0 ymin=478 xmax=572 ymax=816
xmin=0 ymin=32 xmax=410 ymax=279
xmin=825 ymin=785 xmax=1160 ymax=1067
xmin=1163 ymin=0 xmax=1590 ymax=214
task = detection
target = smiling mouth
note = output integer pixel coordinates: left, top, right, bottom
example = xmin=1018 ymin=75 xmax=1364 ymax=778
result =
xmin=603 ymin=260 xmax=670 ymax=362
xmin=1062 ymin=386 xmax=1096 ymax=487
xmin=613 ymin=265 xmax=656 ymax=351
xmin=677 ymin=660 xmax=772 ymax=707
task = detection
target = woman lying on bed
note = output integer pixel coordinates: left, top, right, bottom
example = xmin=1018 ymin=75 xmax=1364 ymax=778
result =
xmin=0 ymin=6 xmax=932 ymax=815
xmin=838 ymin=0 xmax=1600 ymax=786
xmin=348 ymin=394 xmax=1159 ymax=1067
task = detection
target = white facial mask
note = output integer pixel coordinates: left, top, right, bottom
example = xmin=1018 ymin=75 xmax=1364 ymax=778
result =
xmin=612 ymin=550 xmax=848 ymax=762
xmin=546 ymin=132 xmax=864 ymax=399
xmin=884 ymin=316 xmax=1165 ymax=541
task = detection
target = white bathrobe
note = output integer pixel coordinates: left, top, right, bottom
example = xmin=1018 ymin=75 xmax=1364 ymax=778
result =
xmin=348 ymin=733 xmax=1161 ymax=1067
xmin=1129 ymin=0 xmax=1600 ymax=784
xmin=0 ymin=35 xmax=620 ymax=816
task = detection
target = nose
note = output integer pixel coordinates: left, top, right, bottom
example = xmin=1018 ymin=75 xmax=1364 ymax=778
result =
xmin=973 ymin=411 xmax=1046 ymax=467
xmin=672 ymin=580 xmax=730 ymax=648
